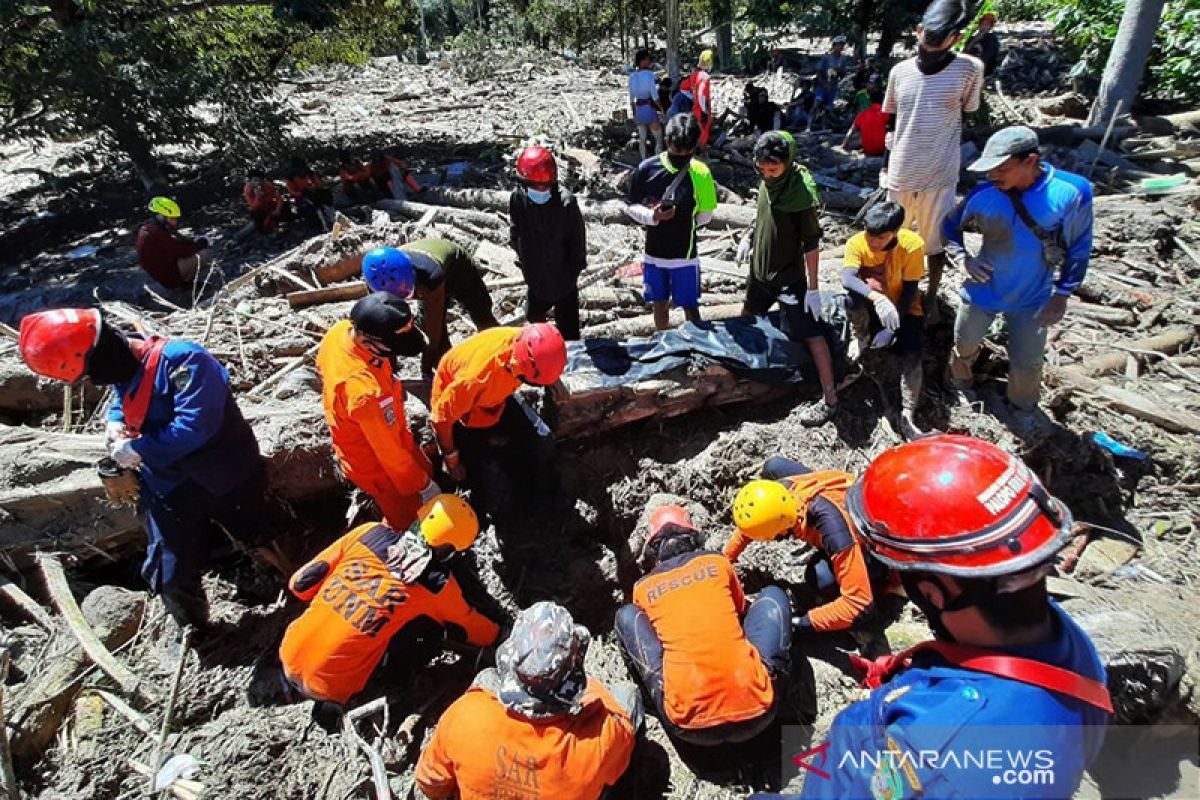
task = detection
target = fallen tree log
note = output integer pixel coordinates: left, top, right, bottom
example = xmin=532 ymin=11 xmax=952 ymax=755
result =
xmin=1047 ymin=367 xmax=1200 ymax=434
xmin=0 ymin=342 xmax=103 ymax=415
xmin=286 ymin=283 xmax=369 ymax=309
xmin=549 ymin=362 xmax=790 ymax=439
xmin=0 ymin=401 xmax=342 ymax=565
xmin=1075 ymin=326 xmax=1196 ymax=377
xmin=1033 ymin=124 xmax=1134 ymax=146
xmin=1134 ymin=109 xmax=1200 ymax=136
xmin=9 ymin=586 xmax=144 ymax=764
xmin=1067 ymin=300 xmax=1137 ymax=327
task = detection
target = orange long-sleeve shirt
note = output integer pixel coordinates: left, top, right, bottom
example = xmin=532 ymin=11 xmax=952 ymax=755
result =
xmin=415 ymin=678 xmax=635 ymax=800
xmin=285 ymin=173 xmax=323 ymax=199
xmin=632 ymin=551 xmax=774 ymax=730
xmin=280 ymin=523 xmax=500 ymax=704
xmin=317 ymin=320 xmax=432 ymax=528
xmin=724 ymin=470 xmax=875 ymax=632
xmin=430 ymin=327 xmax=522 ymax=429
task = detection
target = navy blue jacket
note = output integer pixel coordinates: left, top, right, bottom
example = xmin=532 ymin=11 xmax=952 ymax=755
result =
xmin=109 ymin=339 xmax=262 ymax=498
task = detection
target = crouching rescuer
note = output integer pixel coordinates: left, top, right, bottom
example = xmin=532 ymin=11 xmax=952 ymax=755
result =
xmin=416 ymin=601 xmax=639 ymax=800
xmin=799 ymin=435 xmax=1110 ymax=798
xmin=19 ymin=308 xmax=278 ymax=633
xmin=615 ymin=505 xmax=793 ymax=746
xmin=279 ymin=494 xmax=500 ymax=731
xmin=730 ymin=457 xmax=888 ymax=636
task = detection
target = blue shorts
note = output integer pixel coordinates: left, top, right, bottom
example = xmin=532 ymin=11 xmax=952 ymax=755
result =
xmin=814 ymin=86 xmax=838 ymax=109
xmin=635 ymin=104 xmax=660 ymax=126
xmin=643 ymin=263 xmax=701 ymax=308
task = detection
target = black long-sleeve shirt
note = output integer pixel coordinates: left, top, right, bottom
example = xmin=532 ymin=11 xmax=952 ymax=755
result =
xmin=508 ymin=187 xmax=587 ymax=303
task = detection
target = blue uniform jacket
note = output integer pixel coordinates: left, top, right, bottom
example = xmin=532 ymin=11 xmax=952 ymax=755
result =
xmin=108 ymin=338 xmax=262 ymax=498
xmin=943 ymin=165 xmax=1093 ymax=314
xmin=800 ymin=603 xmax=1108 ymax=800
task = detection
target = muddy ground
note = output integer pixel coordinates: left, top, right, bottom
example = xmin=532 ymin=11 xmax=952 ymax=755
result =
xmin=2 ymin=22 xmax=1200 ymax=800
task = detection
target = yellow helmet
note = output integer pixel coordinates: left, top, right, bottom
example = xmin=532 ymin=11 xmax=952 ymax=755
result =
xmin=418 ymin=494 xmax=479 ymax=551
xmin=732 ymin=480 xmax=798 ymax=541
xmin=148 ymin=196 xmax=181 ymax=218
xmin=698 ymin=49 xmax=715 ymax=69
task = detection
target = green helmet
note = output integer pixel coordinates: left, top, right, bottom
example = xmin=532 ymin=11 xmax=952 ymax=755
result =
xmin=148 ymin=196 xmax=181 ymax=218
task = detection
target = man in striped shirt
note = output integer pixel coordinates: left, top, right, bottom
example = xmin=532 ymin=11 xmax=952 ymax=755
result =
xmin=882 ymin=0 xmax=983 ymax=321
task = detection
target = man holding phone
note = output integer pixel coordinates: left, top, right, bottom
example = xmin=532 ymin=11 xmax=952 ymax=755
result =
xmin=626 ymin=113 xmax=718 ymax=331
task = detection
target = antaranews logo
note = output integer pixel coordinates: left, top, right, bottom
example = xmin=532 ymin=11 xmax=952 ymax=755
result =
xmin=791 ymin=741 xmax=1054 ymax=787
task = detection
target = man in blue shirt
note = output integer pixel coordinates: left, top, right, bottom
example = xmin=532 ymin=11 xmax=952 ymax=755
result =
xmin=943 ymin=126 xmax=1093 ymax=420
xmin=19 ymin=308 xmax=275 ymax=634
xmin=756 ymin=435 xmax=1109 ymax=800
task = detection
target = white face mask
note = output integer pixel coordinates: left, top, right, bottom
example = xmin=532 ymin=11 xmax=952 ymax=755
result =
xmin=527 ymin=188 xmax=552 ymax=205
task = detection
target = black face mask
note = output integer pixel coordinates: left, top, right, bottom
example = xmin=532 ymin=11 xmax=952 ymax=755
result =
xmin=883 ymin=235 xmax=901 ymax=251
xmin=916 ymin=45 xmax=957 ymax=75
xmin=86 ymin=323 xmax=140 ymax=386
xmin=667 ymin=152 xmax=692 ymax=170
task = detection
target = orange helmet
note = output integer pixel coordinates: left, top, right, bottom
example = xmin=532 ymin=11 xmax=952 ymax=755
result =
xmin=847 ymin=435 xmax=1072 ymax=578
xmin=648 ymin=504 xmax=694 ymax=542
xmin=18 ymin=308 xmax=103 ymax=382
xmin=512 ymin=323 xmax=567 ymax=385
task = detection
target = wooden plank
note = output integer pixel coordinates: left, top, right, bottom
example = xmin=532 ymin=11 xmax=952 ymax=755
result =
xmin=1075 ymin=327 xmax=1196 ymax=377
xmin=286 ymin=282 xmax=368 ymax=310
xmin=1049 ymin=368 xmax=1200 ymax=434
xmin=36 ymin=554 xmax=155 ymax=702
xmin=0 ymin=575 xmax=54 ymax=630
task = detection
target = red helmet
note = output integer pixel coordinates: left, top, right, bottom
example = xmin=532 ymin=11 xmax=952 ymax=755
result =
xmin=512 ymin=323 xmax=566 ymax=385
xmin=18 ymin=308 xmax=102 ymax=382
xmin=846 ymin=434 xmax=1072 ymax=578
xmin=648 ymin=504 xmax=694 ymax=541
xmin=516 ymin=146 xmax=557 ymax=184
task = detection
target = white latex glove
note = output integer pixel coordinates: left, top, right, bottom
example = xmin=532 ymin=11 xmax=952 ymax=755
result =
xmin=110 ymin=438 xmax=142 ymax=469
xmin=871 ymin=294 xmax=900 ymax=330
xmin=419 ymin=479 xmax=441 ymax=505
xmin=735 ymin=237 xmax=752 ymax=265
xmin=803 ymin=290 xmax=823 ymax=321
xmin=104 ymin=420 xmax=127 ymax=447
xmin=965 ymin=256 xmax=994 ymax=283
xmin=871 ymin=329 xmax=895 ymax=349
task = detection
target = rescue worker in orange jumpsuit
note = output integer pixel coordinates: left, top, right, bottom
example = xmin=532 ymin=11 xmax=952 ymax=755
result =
xmin=615 ymin=505 xmax=793 ymax=746
xmin=729 ymin=457 xmax=889 ymax=635
xmin=339 ymin=156 xmax=373 ymax=204
xmin=368 ymin=150 xmax=423 ymax=200
xmin=416 ymin=601 xmax=640 ymax=800
xmin=316 ymin=292 xmax=436 ymax=530
xmin=430 ymin=324 xmax=567 ymax=531
xmin=279 ymin=494 xmax=502 ymax=731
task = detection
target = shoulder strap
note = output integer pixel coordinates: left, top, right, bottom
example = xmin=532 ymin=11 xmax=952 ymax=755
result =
xmin=1005 ymin=187 xmax=1056 ymax=244
xmin=122 ymin=337 xmax=169 ymax=435
xmin=851 ymin=640 xmax=1113 ymax=713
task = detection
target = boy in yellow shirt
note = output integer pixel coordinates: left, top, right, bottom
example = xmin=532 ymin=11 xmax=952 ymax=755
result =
xmin=841 ymin=201 xmax=926 ymax=438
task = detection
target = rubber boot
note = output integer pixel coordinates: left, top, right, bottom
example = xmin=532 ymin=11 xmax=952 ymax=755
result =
xmin=899 ymin=360 xmax=925 ymax=440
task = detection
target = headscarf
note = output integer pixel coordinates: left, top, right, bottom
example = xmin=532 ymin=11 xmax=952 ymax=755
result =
xmin=496 ymin=601 xmax=590 ymax=720
xmin=758 ymin=131 xmax=819 ymax=213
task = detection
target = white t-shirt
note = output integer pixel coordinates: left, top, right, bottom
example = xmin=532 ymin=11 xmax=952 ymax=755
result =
xmin=629 ymin=69 xmax=658 ymax=102
xmin=883 ymin=55 xmax=983 ymax=192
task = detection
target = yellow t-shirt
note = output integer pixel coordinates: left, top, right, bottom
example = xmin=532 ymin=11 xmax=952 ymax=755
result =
xmin=844 ymin=228 xmax=926 ymax=316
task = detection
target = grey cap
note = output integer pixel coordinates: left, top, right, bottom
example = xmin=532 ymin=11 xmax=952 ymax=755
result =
xmin=833 ymin=34 xmax=847 ymax=44
xmin=968 ymin=126 xmax=1040 ymax=172
xmin=496 ymin=601 xmax=590 ymax=719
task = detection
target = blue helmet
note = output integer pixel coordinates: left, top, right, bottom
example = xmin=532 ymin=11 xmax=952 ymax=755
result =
xmin=362 ymin=246 xmax=416 ymax=298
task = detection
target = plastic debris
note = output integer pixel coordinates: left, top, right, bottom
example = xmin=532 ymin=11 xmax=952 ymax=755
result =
xmin=1140 ymin=174 xmax=1188 ymax=194
xmin=154 ymin=753 xmax=202 ymax=791
xmin=66 ymin=245 xmax=97 ymax=260
xmin=1093 ymin=431 xmax=1149 ymax=461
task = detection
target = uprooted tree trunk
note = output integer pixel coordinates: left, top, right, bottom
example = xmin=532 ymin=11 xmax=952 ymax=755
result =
xmin=1088 ymin=0 xmax=1168 ymax=126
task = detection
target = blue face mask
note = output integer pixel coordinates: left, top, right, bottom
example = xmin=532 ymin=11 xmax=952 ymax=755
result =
xmin=527 ymin=188 xmax=552 ymax=205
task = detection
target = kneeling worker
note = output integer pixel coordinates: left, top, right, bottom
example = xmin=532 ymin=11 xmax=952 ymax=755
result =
xmin=430 ymin=324 xmax=567 ymax=530
xmin=616 ymin=506 xmax=792 ymax=745
xmin=416 ymin=601 xmax=639 ymax=800
xmin=729 ymin=457 xmax=885 ymax=635
xmin=317 ymin=292 xmax=437 ymax=530
xmin=279 ymin=494 xmax=501 ymax=728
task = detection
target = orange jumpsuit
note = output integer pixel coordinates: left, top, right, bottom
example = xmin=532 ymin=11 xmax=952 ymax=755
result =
xmin=724 ymin=470 xmax=875 ymax=632
xmin=632 ymin=552 xmax=774 ymax=730
xmin=279 ymin=522 xmax=500 ymax=704
xmin=317 ymin=320 xmax=432 ymax=529
xmin=415 ymin=678 xmax=635 ymax=800
xmin=430 ymin=326 xmax=523 ymax=430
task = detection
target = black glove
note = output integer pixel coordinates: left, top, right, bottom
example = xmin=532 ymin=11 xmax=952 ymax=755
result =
xmin=311 ymin=700 xmax=345 ymax=734
xmin=196 ymin=237 xmax=210 ymax=248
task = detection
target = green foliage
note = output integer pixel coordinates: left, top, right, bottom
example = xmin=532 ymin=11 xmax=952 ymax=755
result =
xmin=1054 ymin=0 xmax=1200 ymax=104
xmin=0 ymin=0 xmax=410 ymax=185
xmin=991 ymin=0 xmax=1055 ymax=22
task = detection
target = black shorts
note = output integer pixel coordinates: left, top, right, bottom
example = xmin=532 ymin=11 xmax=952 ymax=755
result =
xmin=744 ymin=277 xmax=824 ymax=340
